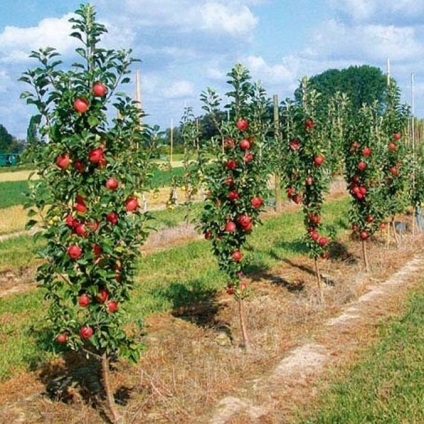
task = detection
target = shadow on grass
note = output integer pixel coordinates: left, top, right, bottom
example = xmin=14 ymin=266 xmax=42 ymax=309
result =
xmin=30 ymin=327 xmax=134 ymax=424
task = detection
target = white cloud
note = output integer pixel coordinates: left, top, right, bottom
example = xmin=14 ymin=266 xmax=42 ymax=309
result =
xmin=245 ymin=55 xmax=296 ymax=84
xmin=162 ymin=80 xmax=195 ymax=99
xmin=0 ymin=14 xmax=76 ymax=63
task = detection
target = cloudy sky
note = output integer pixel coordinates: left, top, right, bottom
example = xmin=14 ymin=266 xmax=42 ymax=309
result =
xmin=1 ymin=0 xmax=423 ymax=139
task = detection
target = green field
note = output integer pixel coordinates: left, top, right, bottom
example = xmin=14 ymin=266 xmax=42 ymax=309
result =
xmin=0 ymin=180 xmax=29 ymax=209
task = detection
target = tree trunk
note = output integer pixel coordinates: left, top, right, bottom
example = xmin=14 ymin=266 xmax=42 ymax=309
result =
xmin=237 ymin=296 xmax=249 ymax=349
xmin=314 ymin=257 xmax=324 ymax=303
xmin=362 ymin=238 xmax=370 ymax=272
xmin=101 ymin=353 xmax=124 ymax=424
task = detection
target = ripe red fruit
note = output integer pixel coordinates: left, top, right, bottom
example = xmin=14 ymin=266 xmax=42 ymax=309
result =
xmin=380 ymin=223 xmax=387 ymax=230
xmin=286 ymin=187 xmax=295 ymax=198
xmin=88 ymin=148 xmax=104 ymax=164
xmin=231 ymin=250 xmax=243 ymax=262
xmin=56 ymin=154 xmax=70 ymax=169
xmin=239 ymin=139 xmax=250 ymax=150
xmin=226 ymin=286 xmax=235 ymax=295
xmin=73 ymin=160 xmax=85 ymax=173
xmin=318 ymin=236 xmax=328 ymax=246
xmin=389 ymin=167 xmax=399 ymax=176
xmin=236 ymin=118 xmax=249 ymax=131
xmin=360 ymin=231 xmax=369 ymax=240
xmin=290 ymin=139 xmax=300 ymax=150
xmin=125 ymin=197 xmax=139 ymax=212
xmin=320 ymin=252 xmax=330 ymax=260
xmin=251 ymin=196 xmax=263 ymax=208
xmin=359 ymin=187 xmax=367 ymax=195
xmin=75 ymin=223 xmax=88 ymax=237
xmin=351 ymin=141 xmax=360 ymax=150
xmin=106 ymin=212 xmax=118 ymax=225
xmin=243 ymin=152 xmax=254 ymax=162
xmin=80 ymin=325 xmax=93 ymax=339
xmin=93 ymin=244 xmax=102 ymax=257
xmin=67 ymin=245 xmax=82 ymax=260
xmin=393 ymin=133 xmax=401 ymax=140
xmin=238 ymin=215 xmax=251 ymax=229
xmin=87 ymin=220 xmax=99 ymax=232
xmin=65 ymin=215 xmax=76 ymax=227
xmin=366 ymin=215 xmax=374 ymax=223
xmin=107 ymin=301 xmax=118 ymax=313
xmin=74 ymin=203 xmax=88 ymax=214
xmin=311 ymin=232 xmax=319 ymax=241
xmin=228 ymin=190 xmax=240 ymax=201
xmin=225 ymin=221 xmax=237 ymax=233
xmin=223 ymin=138 xmax=235 ymax=149
xmin=388 ymin=142 xmax=397 ymax=151
xmin=362 ymin=147 xmax=372 ymax=157
xmin=224 ymin=176 xmax=234 ymax=187
xmin=305 ymin=176 xmax=314 ymax=186
xmin=96 ymin=289 xmax=109 ymax=303
xmin=105 ymin=177 xmax=119 ymax=190
xmin=93 ymin=82 xmax=107 ymax=97
xmin=357 ymin=161 xmax=367 ymax=171
xmin=204 ymin=230 xmax=212 ymax=240
xmin=292 ymin=195 xmax=302 ymax=204
xmin=305 ymin=119 xmax=314 ymax=129
xmin=78 ymin=294 xmax=90 ymax=307
xmin=226 ymin=159 xmax=237 ymax=170
xmin=314 ymin=155 xmax=324 ymax=166
xmin=56 ymin=333 xmax=68 ymax=343
xmin=73 ymin=98 xmax=89 ymax=113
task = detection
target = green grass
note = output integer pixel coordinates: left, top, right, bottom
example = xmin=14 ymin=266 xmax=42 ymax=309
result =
xmin=0 ymin=180 xmax=29 ymax=209
xmin=0 ymin=197 xmax=349 ymax=380
xmin=300 ymin=288 xmax=424 ymax=424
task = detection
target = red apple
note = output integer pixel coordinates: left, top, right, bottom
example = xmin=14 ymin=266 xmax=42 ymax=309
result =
xmin=292 ymin=195 xmax=302 ymax=204
xmin=75 ymin=223 xmax=88 ymax=237
xmin=388 ymin=142 xmax=397 ymax=151
xmin=125 ymin=197 xmax=139 ymax=212
xmin=224 ymin=176 xmax=234 ymax=187
xmin=239 ymin=139 xmax=250 ymax=150
xmin=251 ymin=196 xmax=263 ymax=208
xmin=73 ymin=98 xmax=89 ymax=113
xmin=228 ymin=190 xmax=239 ymax=201
xmin=305 ymin=119 xmax=314 ymax=129
xmin=65 ymin=215 xmax=77 ymax=227
xmin=351 ymin=141 xmax=360 ymax=150
xmin=286 ymin=187 xmax=295 ymax=198
xmin=243 ymin=152 xmax=254 ymax=162
xmin=389 ymin=167 xmax=399 ymax=176
xmin=56 ymin=154 xmax=70 ymax=169
xmin=311 ymin=232 xmax=319 ymax=241
xmin=362 ymin=147 xmax=372 ymax=157
xmin=74 ymin=203 xmax=87 ymax=214
xmin=231 ymin=250 xmax=243 ymax=262
xmin=56 ymin=333 xmax=68 ymax=343
xmin=96 ymin=289 xmax=109 ymax=303
xmin=73 ymin=160 xmax=85 ymax=173
xmin=88 ymin=147 xmax=104 ymax=164
xmin=107 ymin=301 xmax=118 ymax=313
xmin=366 ymin=215 xmax=374 ymax=223
xmin=318 ymin=236 xmax=328 ymax=246
xmin=87 ymin=220 xmax=99 ymax=232
xmin=105 ymin=177 xmax=119 ymax=190
xmin=305 ymin=176 xmax=314 ymax=186
xmin=106 ymin=212 xmax=119 ymax=225
xmin=92 ymin=244 xmax=102 ymax=257
xmin=320 ymin=252 xmax=330 ymax=260
xmin=223 ymin=138 xmax=235 ymax=150
xmin=204 ymin=230 xmax=212 ymax=240
xmin=314 ymin=155 xmax=324 ymax=166
xmin=290 ymin=139 xmax=300 ymax=150
xmin=93 ymin=82 xmax=107 ymax=97
xmin=393 ymin=133 xmax=401 ymax=140
xmin=79 ymin=325 xmax=93 ymax=339
xmin=238 ymin=215 xmax=251 ymax=229
xmin=78 ymin=294 xmax=90 ymax=307
xmin=226 ymin=159 xmax=237 ymax=170
xmin=225 ymin=221 xmax=236 ymax=233
xmin=357 ymin=161 xmax=367 ymax=171
xmin=67 ymin=245 xmax=82 ymax=260
xmin=226 ymin=286 xmax=235 ymax=295
xmin=360 ymin=231 xmax=369 ymax=240
xmin=236 ymin=118 xmax=249 ymax=131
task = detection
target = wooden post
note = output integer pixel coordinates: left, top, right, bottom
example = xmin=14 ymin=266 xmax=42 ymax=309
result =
xmin=273 ymin=94 xmax=283 ymax=212
xmin=170 ymin=118 xmax=174 ymax=165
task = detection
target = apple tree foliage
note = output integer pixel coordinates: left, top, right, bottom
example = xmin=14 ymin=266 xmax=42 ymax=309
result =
xmin=20 ymin=4 xmax=150 ymax=363
xmin=199 ymin=64 xmax=269 ymax=297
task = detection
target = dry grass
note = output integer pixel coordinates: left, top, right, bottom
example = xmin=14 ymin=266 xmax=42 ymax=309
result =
xmin=0 ymin=170 xmax=36 ymax=182
xmin=0 ymin=205 xmax=30 ymax=235
xmin=1 ymin=230 xmax=421 ymax=423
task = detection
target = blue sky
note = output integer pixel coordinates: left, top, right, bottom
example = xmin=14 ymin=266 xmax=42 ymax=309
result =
xmin=1 ymin=0 xmax=424 ymax=139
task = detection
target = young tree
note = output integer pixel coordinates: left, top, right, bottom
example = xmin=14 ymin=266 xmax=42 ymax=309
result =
xmin=20 ymin=5 xmax=150 ymax=422
xmin=199 ymin=64 xmax=270 ymax=347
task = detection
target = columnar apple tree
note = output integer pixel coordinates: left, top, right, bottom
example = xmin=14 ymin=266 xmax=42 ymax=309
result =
xmin=283 ymin=78 xmax=331 ymax=297
xmin=344 ymin=103 xmax=384 ymax=270
xmin=199 ymin=64 xmax=269 ymax=347
xmin=21 ymin=5 xmax=149 ymax=421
